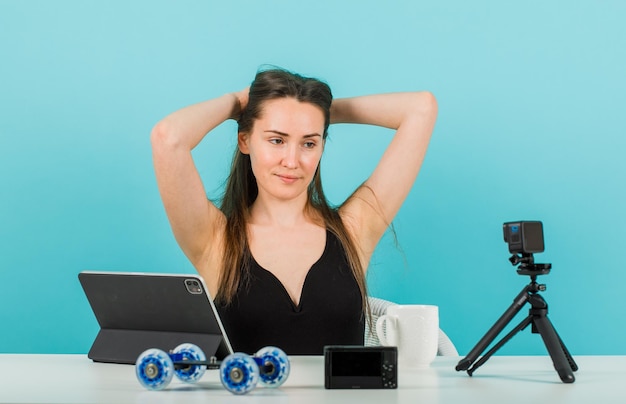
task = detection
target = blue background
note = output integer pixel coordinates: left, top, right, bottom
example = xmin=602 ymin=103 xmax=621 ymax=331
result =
xmin=1 ymin=1 xmax=624 ymax=356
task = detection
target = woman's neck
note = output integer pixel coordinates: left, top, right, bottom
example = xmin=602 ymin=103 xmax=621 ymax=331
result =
xmin=249 ymin=194 xmax=320 ymax=229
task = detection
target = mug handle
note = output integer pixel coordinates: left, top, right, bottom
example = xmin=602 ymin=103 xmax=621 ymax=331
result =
xmin=375 ymin=314 xmax=394 ymax=346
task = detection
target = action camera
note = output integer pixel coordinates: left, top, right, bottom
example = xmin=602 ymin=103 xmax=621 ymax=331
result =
xmin=503 ymin=221 xmax=544 ymax=254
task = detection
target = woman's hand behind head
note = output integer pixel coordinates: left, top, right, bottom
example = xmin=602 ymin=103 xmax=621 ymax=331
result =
xmin=232 ymin=87 xmax=250 ymax=120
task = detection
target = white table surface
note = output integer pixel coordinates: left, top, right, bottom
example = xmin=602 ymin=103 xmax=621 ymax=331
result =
xmin=1 ymin=354 xmax=624 ymax=403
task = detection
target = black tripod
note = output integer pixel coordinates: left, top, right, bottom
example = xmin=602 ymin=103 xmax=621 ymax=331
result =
xmin=455 ymin=253 xmax=578 ymax=383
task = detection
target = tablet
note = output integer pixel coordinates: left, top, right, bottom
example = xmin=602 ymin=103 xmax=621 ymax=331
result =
xmin=78 ymin=271 xmax=233 ymax=364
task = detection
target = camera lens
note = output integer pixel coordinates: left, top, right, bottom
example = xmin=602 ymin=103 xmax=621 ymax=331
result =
xmin=185 ymin=279 xmax=203 ymax=294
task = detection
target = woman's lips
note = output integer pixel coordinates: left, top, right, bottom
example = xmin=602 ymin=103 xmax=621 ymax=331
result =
xmin=276 ymin=174 xmax=299 ymax=184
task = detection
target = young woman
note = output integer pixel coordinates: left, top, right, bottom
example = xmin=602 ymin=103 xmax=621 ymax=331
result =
xmin=151 ymin=68 xmax=437 ymax=354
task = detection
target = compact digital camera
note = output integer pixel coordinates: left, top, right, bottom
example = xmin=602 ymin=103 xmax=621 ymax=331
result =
xmin=324 ymin=346 xmax=397 ymax=389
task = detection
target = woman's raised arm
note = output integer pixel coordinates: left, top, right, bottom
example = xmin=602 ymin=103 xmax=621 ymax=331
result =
xmin=333 ymin=92 xmax=438 ymax=262
xmin=150 ymin=91 xmax=246 ymax=273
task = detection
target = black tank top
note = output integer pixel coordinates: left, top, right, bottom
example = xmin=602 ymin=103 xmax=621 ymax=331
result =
xmin=216 ymin=230 xmax=364 ymax=355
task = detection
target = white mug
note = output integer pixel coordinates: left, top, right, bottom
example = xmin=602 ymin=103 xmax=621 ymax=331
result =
xmin=375 ymin=305 xmax=439 ymax=368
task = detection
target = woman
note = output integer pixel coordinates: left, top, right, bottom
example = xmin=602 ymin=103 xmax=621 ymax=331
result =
xmin=151 ymin=68 xmax=437 ymax=354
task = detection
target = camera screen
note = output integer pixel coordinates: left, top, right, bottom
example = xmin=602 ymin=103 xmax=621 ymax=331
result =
xmin=523 ymin=222 xmax=544 ymax=252
xmin=331 ymin=351 xmax=381 ymax=376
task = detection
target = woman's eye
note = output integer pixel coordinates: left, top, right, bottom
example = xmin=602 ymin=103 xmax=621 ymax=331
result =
xmin=269 ymin=138 xmax=283 ymax=145
xmin=303 ymin=141 xmax=316 ymax=149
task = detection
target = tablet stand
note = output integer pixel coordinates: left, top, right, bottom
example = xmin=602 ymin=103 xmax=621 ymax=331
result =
xmin=455 ymin=254 xmax=578 ymax=383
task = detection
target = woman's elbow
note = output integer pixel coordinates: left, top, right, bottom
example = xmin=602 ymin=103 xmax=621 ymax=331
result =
xmin=404 ymin=92 xmax=437 ymax=131
xmin=150 ymin=120 xmax=180 ymax=150
xmin=415 ymin=91 xmax=438 ymax=119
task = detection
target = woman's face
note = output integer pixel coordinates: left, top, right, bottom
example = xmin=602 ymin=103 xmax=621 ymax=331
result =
xmin=238 ymin=97 xmax=325 ymax=203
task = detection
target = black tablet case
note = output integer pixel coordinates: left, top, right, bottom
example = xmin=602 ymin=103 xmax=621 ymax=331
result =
xmin=78 ymin=271 xmax=233 ymax=364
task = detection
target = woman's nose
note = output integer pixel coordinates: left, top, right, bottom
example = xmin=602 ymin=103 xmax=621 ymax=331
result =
xmin=281 ymin=145 xmax=298 ymax=168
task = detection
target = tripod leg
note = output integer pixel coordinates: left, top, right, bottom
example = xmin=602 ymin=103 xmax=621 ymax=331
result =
xmin=467 ymin=315 xmax=533 ymax=376
xmin=456 ymin=286 xmax=530 ymax=372
xmin=531 ymin=311 xmax=575 ymax=383
xmin=554 ymin=329 xmax=578 ymax=372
